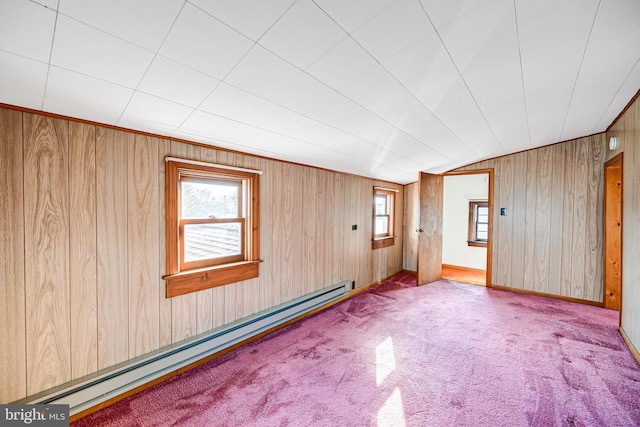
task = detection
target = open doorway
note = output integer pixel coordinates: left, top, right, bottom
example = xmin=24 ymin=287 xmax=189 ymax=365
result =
xmin=604 ymin=153 xmax=623 ymax=324
xmin=441 ymin=171 xmax=492 ymax=286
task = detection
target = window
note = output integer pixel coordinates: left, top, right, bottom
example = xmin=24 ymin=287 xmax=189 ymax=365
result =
xmin=372 ymin=187 xmax=397 ymax=249
xmin=164 ymin=158 xmax=261 ymax=297
xmin=468 ymin=201 xmax=489 ymax=247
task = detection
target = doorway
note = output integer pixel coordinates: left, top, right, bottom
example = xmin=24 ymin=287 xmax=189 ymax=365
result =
xmin=603 ymin=154 xmax=622 ymax=320
xmin=416 ymin=170 xmax=493 ymax=287
xmin=442 ymin=171 xmax=491 ymax=286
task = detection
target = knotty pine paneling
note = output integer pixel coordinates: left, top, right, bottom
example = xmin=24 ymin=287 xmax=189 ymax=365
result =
xmin=0 ymin=105 xmax=403 ymax=403
xmin=23 ymin=113 xmax=71 ymax=396
xmin=0 ymin=108 xmax=26 ymax=401
xmin=457 ymin=135 xmax=606 ymax=302
xmin=608 ymin=93 xmax=640 ymax=359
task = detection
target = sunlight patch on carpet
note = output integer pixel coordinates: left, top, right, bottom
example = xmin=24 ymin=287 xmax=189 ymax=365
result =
xmin=377 ymin=387 xmax=406 ymax=427
xmin=376 ymin=336 xmax=396 ymax=386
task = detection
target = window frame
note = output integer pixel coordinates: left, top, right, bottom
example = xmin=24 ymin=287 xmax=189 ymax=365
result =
xmin=467 ymin=201 xmax=489 ymax=247
xmin=372 ymin=187 xmax=397 ymax=249
xmin=164 ymin=158 xmax=261 ymax=298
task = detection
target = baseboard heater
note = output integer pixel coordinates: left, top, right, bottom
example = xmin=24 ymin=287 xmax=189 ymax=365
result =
xmin=26 ymin=281 xmax=350 ymax=416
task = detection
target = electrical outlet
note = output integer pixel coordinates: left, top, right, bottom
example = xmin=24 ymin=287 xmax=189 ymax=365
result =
xmin=351 ymin=224 xmax=357 ymax=230
xmin=500 ymin=208 xmax=507 ymax=216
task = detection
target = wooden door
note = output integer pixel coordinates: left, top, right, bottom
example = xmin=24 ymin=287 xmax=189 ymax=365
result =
xmin=604 ymin=154 xmax=622 ymax=313
xmin=417 ymin=172 xmax=443 ymax=285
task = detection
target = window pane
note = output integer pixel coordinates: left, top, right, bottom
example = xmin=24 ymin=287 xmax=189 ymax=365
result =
xmin=183 ymin=223 xmax=241 ymax=262
xmin=375 ymin=195 xmax=388 ymax=215
xmin=477 ymin=223 xmax=488 ymax=233
xmin=182 ymin=180 xmax=240 ymax=219
xmin=476 ymin=231 xmax=488 ymax=240
xmin=478 ymin=214 xmax=489 ymax=223
xmin=477 ymin=206 xmax=489 ymax=215
xmin=375 ymin=217 xmax=388 ymax=235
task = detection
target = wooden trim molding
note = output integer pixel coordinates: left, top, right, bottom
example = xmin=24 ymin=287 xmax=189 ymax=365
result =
xmin=491 ymin=284 xmax=604 ymax=307
xmin=372 ymin=236 xmax=395 ymax=249
xmin=164 ymin=260 xmax=262 ymax=298
xmin=619 ymin=327 xmax=640 ymax=367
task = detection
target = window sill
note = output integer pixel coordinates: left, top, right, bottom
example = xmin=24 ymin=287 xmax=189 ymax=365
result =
xmin=467 ymin=241 xmax=487 ymax=248
xmin=163 ymin=260 xmax=262 ymax=298
xmin=372 ymin=236 xmax=396 ymax=249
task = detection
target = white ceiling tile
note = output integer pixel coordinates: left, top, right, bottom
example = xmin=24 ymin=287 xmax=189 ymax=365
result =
xmin=419 ymin=0 xmax=496 ymax=29
xmin=160 ymin=3 xmax=253 ymax=79
xmin=118 ymin=92 xmax=193 ymax=134
xmin=382 ymin=32 xmax=450 ymax=92
xmin=274 ymin=72 xmax=359 ymax=124
xmin=224 ymin=45 xmax=300 ymax=99
xmin=0 ymin=1 xmax=55 ymax=62
xmin=352 ymin=0 xmax=434 ymax=61
xmin=518 ymin=0 xmax=600 ymax=143
xmin=562 ymin=0 xmax=640 ymax=136
xmin=0 ymin=51 xmax=48 ymax=110
xmin=138 ymin=56 xmax=220 ymax=107
xmin=58 ymin=0 xmax=183 ymax=51
xmin=43 ymin=66 xmax=133 ymax=124
xmin=437 ymin=0 xmax=514 ymax=70
xmin=592 ymin=59 xmax=640 ymax=132
xmin=199 ymin=83 xmax=265 ymax=121
xmin=313 ymin=0 xmax=395 ymax=33
xmin=306 ymin=37 xmax=378 ymax=89
xmin=243 ymin=102 xmax=328 ymax=140
xmin=178 ymin=110 xmax=280 ymax=149
xmin=189 ymin=0 xmax=295 ymax=41
xmin=32 ymin=0 xmax=59 ymax=9
xmin=50 ymin=15 xmax=154 ymax=88
xmin=259 ymin=0 xmax=346 ymax=69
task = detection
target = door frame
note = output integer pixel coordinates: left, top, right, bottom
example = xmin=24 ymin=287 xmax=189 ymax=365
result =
xmin=442 ymin=169 xmax=494 ymax=287
xmin=603 ymin=153 xmax=623 ymax=323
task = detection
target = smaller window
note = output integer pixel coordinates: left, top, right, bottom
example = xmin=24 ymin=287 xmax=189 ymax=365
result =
xmin=468 ymin=201 xmax=489 ymax=247
xmin=372 ymin=187 xmax=397 ymax=249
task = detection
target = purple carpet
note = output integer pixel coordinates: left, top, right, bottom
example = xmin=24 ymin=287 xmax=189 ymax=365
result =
xmin=74 ymin=272 xmax=640 ymax=426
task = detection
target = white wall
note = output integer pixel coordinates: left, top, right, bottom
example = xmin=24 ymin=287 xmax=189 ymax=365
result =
xmin=442 ymin=174 xmax=488 ymax=270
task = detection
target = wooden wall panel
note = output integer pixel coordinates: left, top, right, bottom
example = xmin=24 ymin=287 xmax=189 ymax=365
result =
xmin=23 ymin=114 xmax=71 ymax=395
xmin=548 ymin=144 xmax=566 ymax=296
xmin=96 ymin=127 xmax=133 ymax=369
xmin=585 ymin=137 xmax=605 ymax=301
xmin=496 ymin=154 xmax=514 ymax=287
xmin=458 ymin=135 xmax=606 ymax=301
xmin=0 ymin=108 xmax=26 ymax=402
xmin=96 ymin=128 xmax=129 ymax=369
xmin=533 ymin=146 xmax=552 ymax=293
xmin=69 ymin=122 xmax=97 ymax=379
xmin=522 ymin=149 xmax=538 ymax=290
xmin=1 ymin=106 xmax=404 ymax=401
xmin=509 ymin=152 xmax=527 ymax=289
xmin=127 ymin=135 xmax=160 ymax=358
